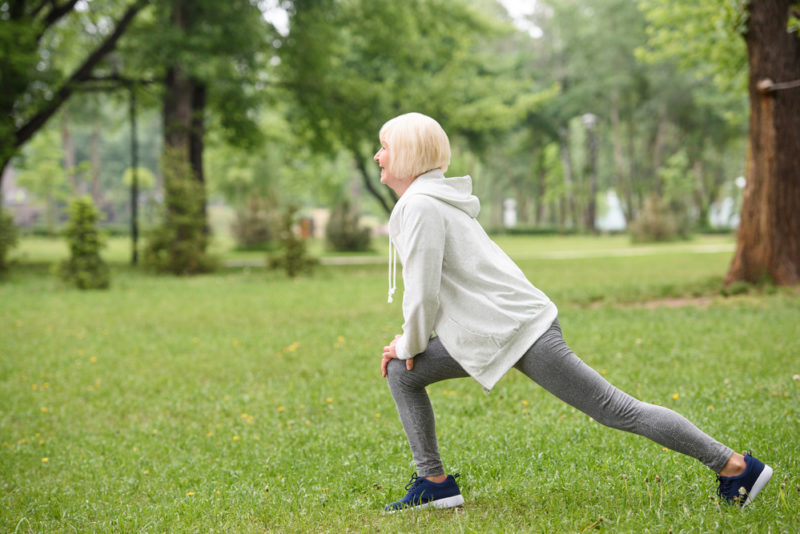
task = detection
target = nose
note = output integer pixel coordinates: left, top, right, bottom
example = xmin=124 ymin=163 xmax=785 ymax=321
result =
xmin=373 ymin=149 xmax=380 ymax=161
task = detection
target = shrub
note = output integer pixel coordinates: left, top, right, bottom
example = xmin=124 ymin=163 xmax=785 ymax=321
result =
xmin=58 ymin=196 xmax=110 ymax=289
xmin=0 ymin=207 xmax=19 ymax=275
xmin=143 ymin=150 xmax=214 ymax=275
xmin=325 ymin=198 xmax=371 ymax=252
xmin=629 ymin=195 xmax=691 ymax=243
xmin=232 ymin=196 xmax=275 ymax=250
xmin=268 ymin=205 xmax=317 ymax=277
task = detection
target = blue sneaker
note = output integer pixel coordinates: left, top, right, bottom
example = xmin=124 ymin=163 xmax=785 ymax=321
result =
xmin=384 ymin=473 xmax=464 ymax=512
xmin=716 ymin=451 xmax=773 ymax=507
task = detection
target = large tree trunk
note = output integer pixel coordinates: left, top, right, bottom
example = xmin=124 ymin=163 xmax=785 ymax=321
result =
xmin=726 ymin=2 xmax=800 ymax=285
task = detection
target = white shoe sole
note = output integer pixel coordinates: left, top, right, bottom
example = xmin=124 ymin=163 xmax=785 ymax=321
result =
xmin=743 ymin=464 xmax=773 ymax=507
xmin=386 ymin=494 xmax=464 ymax=513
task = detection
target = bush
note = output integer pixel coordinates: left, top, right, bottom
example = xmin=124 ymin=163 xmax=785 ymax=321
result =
xmin=629 ymin=195 xmax=691 ymax=243
xmin=268 ymin=205 xmax=317 ymax=277
xmin=232 ymin=196 xmax=275 ymax=250
xmin=0 ymin=207 xmax=19 ymax=275
xmin=58 ymin=196 xmax=110 ymax=289
xmin=143 ymin=150 xmax=215 ymax=275
xmin=325 ymin=198 xmax=371 ymax=252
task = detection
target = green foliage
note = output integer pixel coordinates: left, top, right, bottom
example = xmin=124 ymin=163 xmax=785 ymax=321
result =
xmin=231 ymin=196 xmax=276 ymax=250
xmin=58 ymin=196 xmax=110 ymax=289
xmin=325 ymin=198 xmax=371 ymax=252
xmin=636 ymin=0 xmax=748 ymax=92
xmin=122 ymin=166 xmax=156 ymax=190
xmin=14 ymin=128 xmax=70 ymax=233
xmin=629 ymin=195 xmax=691 ymax=243
xmin=268 ymin=205 xmax=316 ymax=278
xmin=0 ymin=207 xmax=19 ymax=275
xmin=143 ymin=150 xmax=214 ymax=275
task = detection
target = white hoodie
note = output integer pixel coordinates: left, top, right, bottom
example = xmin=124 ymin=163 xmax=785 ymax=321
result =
xmin=388 ymin=169 xmax=558 ymax=390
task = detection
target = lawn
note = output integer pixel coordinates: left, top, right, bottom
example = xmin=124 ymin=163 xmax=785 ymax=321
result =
xmin=1 ymin=235 xmax=798 ymax=533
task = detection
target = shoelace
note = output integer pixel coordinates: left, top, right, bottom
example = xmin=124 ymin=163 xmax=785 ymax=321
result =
xmin=405 ymin=472 xmax=424 ymax=491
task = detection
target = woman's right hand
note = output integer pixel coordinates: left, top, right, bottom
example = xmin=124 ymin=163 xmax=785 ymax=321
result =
xmin=381 ymin=334 xmax=414 ymax=377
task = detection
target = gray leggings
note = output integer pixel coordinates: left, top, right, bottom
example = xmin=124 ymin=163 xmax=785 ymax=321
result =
xmin=386 ymin=319 xmax=733 ymax=477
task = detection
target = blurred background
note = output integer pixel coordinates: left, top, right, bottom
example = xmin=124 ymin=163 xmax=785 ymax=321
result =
xmin=1 ymin=0 xmax=795 ymax=277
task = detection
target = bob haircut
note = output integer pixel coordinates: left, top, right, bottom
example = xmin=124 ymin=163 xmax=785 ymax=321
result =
xmin=379 ymin=112 xmax=451 ymax=181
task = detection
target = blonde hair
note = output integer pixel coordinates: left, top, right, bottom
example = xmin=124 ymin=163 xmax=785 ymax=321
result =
xmin=379 ymin=112 xmax=451 ymax=181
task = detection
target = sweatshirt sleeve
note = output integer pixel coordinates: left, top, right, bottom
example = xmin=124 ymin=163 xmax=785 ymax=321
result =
xmin=394 ymin=196 xmax=446 ymax=360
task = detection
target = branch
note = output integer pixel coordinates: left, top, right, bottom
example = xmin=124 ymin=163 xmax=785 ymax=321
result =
xmin=14 ymin=0 xmax=148 ymax=151
xmin=352 ymin=148 xmax=394 ymax=216
xmin=41 ymin=0 xmax=80 ymax=30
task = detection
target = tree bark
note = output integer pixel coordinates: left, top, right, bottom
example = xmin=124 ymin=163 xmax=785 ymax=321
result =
xmin=726 ymin=2 xmax=800 ymax=285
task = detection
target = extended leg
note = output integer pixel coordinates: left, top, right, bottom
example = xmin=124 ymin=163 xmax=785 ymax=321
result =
xmin=514 ymin=320 xmax=733 ymax=473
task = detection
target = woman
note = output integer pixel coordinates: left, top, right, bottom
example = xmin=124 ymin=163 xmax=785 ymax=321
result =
xmin=375 ymin=112 xmax=771 ymax=512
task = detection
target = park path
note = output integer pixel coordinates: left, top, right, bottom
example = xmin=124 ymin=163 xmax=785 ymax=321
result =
xmin=224 ymin=243 xmax=735 ymax=268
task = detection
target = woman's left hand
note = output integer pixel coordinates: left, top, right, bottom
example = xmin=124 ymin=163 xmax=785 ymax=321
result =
xmin=381 ymin=334 xmax=414 ymax=377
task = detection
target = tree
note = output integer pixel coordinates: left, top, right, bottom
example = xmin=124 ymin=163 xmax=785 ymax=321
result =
xmin=0 ymin=0 xmax=148 ymax=183
xmin=120 ymin=0 xmax=273 ymax=272
xmin=726 ymin=2 xmax=800 ymax=285
xmin=279 ymin=0 xmax=553 ymax=215
xmin=640 ymin=0 xmax=800 ymax=285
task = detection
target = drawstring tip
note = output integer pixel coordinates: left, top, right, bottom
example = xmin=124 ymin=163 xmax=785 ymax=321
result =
xmin=387 ymin=289 xmax=395 ymax=304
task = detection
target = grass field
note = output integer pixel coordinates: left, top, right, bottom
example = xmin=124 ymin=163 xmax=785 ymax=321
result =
xmin=1 ymin=235 xmax=798 ymax=533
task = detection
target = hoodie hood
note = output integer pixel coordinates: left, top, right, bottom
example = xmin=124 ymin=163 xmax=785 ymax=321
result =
xmin=386 ymin=169 xmax=479 ymax=303
xmin=402 ymin=169 xmax=480 ymax=218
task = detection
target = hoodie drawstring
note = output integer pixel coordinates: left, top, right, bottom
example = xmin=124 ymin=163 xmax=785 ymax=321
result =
xmin=387 ymin=239 xmax=397 ymax=303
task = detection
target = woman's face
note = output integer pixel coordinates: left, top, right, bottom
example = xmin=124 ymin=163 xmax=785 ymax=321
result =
xmin=374 ymin=141 xmax=405 ymax=195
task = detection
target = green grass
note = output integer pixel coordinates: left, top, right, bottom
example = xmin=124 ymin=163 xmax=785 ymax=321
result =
xmin=1 ymin=236 xmax=798 ymax=533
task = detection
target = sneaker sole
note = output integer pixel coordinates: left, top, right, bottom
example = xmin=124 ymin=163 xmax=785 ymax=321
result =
xmin=386 ymin=494 xmax=464 ymax=513
xmin=743 ymin=464 xmax=773 ymax=507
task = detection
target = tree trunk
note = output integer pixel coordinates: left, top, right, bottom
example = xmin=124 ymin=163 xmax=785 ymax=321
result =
xmin=558 ymin=126 xmax=576 ymax=229
xmin=610 ymin=92 xmax=633 ymax=223
xmin=352 ymin=149 xmax=395 ymax=216
xmin=726 ymin=2 xmax=800 ymax=285
xmin=90 ymin=117 xmax=101 ymax=204
xmin=61 ymin=108 xmax=78 ymax=194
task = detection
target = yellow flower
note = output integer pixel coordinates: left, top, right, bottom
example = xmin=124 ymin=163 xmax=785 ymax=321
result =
xmin=375 ymin=413 xmax=381 ymax=418
xmin=41 ymin=458 xmax=49 ymax=463
xmin=601 ymin=369 xmax=608 ymax=375
xmin=241 ymin=413 xmax=248 ymax=419
xmin=521 ymin=400 xmax=530 ymax=406
xmin=286 ymin=341 xmax=300 ymax=352
xmin=277 ymin=406 xmax=285 ymax=413
xmin=40 ymin=407 xmax=47 ymax=413
xmin=89 ymin=356 xmax=97 ymax=363
xmin=233 ymin=435 xmax=239 ymax=441
xmin=206 ymin=432 xmax=214 ymax=437
xmin=707 ymin=405 xmax=714 ymax=411
xmin=152 ymin=429 xmax=158 ymax=434
xmin=232 ymin=338 xmax=240 ymax=348
xmin=326 ymin=397 xmax=333 ymax=403
xmin=672 ymin=393 xmax=680 ymax=400
xmin=143 ymin=470 xmax=150 ymax=475
xmin=187 ymin=492 xmax=195 ymax=496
